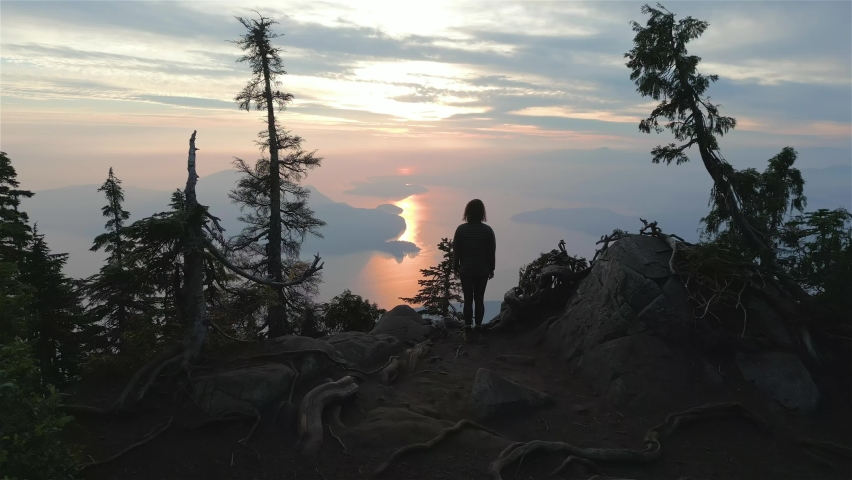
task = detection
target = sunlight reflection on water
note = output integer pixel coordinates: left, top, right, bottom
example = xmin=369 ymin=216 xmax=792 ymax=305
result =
xmin=353 ymin=194 xmax=439 ymax=309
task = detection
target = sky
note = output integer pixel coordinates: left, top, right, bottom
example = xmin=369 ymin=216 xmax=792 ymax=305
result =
xmin=2 ymin=1 xmax=851 ymax=309
xmin=2 ymin=1 xmax=850 ymax=191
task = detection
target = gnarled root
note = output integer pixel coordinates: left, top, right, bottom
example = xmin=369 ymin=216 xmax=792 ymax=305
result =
xmin=489 ymin=402 xmax=762 ymax=480
xmin=78 ymin=417 xmax=174 ymax=471
xmin=295 ymin=376 xmax=359 ymax=458
xmin=380 ymin=356 xmax=399 ymax=385
xmin=372 ymin=419 xmax=508 ymax=477
xmin=401 ymin=340 xmax=432 ymax=375
xmin=64 ymin=343 xmax=185 ymax=416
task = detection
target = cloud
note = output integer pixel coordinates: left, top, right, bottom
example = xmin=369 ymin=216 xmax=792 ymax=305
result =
xmin=1 ymin=0 xmax=850 ymax=169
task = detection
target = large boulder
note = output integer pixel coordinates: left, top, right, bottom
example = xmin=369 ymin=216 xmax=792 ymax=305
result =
xmin=370 ymin=305 xmax=433 ymax=344
xmin=736 ymin=351 xmax=820 ymax=413
xmin=260 ymin=335 xmax=345 ymax=383
xmin=192 ymin=363 xmax=296 ymax=416
xmin=468 ymin=368 xmax=554 ymax=420
xmin=325 ymin=331 xmax=403 ymax=370
xmin=543 ymin=234 xmax=694 ymax=412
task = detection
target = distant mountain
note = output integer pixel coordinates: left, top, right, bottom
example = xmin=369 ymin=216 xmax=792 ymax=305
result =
xmin=23 ymin=169 xmax=420 ymax=279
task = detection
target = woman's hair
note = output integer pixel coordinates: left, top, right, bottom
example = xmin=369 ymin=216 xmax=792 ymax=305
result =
xmin=463 ymin=199 xmax=487 ymax=223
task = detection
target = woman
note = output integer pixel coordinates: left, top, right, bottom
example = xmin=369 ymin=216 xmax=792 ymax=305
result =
xmin=452 ymin=199 xmax=496 ymax=342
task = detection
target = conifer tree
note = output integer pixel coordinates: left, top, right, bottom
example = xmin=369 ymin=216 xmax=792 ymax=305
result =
xmin=229 ymin=14 xmax=325 ymax=337
xmin=400 ymin=238 xmax=462 ymax=318
xmin=0 ymin=151 xmax=34 ymax=266
xmin=19 ymin=227 xmax=89 ymax=385
xmin=85 ymin=168 xmax=149 ymax=353
xmin=625 ymin=3 xmax=809 ymax=300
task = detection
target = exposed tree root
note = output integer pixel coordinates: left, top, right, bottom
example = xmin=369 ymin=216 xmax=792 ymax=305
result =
xmin=295 ymin=376 xmax=359 ymax=458
xmin=381 ymin=356 xmax=399 ymax=385
xmin=372 ymin=419 xmax=509 ymax=477
xmin=401 ymin=340 xmax=433 ymax=375
xmin=64 ymin=343 xmax=185 ymax=416
xmin=549 ymin=455 xmax=602 ymax=476
xmin=489 ymin=403 xmax=764 ymax=480
xmin=238 ymin=348 xmax=396 ymax=377
xmin=78 ymin=417 xmax=174 ymax=471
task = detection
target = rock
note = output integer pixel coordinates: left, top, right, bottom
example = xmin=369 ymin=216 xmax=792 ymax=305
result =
xmin=543 ymin=235 xmax=693 ymax=412
xmin=408 ymin=404 xmax=441 ymax=419
xmin=325 ymin=331 xmax=403 ymax=370
xmin=469 ymin=368 xmax=554 ymax=420
xmin=192 ymin=363 xmax=296 ymax=417
xmin=571 ymin=404 xmax=590 ymax=415
xmin=496 ymin=354 xmax=536 ymax=366
xmin=371 ymin=305 xmax=433 ymax=343
xmin=344 ymin=407 xmax=511 ymax=453
xmin=260 ymin=335 xmax=344 ymax=384
xmin=736 ymin=351 xmax=820 ymax=412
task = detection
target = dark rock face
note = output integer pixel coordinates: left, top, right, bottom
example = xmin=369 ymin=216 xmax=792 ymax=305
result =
xmin=371 ymin=305 xmax=433 ymax=344
xmin=736 ymin=351 xmax=820 ymax=412
xmin=496 ymin=355 xmax=536 ymax=366
xmin=541 ymin=234 xmax=820 ymax=413
xmin=192 ymin=364 xmax=296 ymax=416
xmin=468 ymin=368 xmax=554 ymax=420
xmin=325 ymin=331 xmax=403 ymax=370
xmin=544 ymin=235 xmax=693 ymax=412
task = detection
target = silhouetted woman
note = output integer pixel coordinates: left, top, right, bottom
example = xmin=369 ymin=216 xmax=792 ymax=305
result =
xmin=452 ymin=199 xmax=496 ymax=342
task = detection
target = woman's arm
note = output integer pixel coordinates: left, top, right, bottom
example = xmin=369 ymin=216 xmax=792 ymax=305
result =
xmin=452 ymin=227 xmax=462 ymax=273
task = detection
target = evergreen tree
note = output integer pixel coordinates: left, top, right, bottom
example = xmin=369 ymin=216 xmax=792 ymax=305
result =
xmin=0 ymin=151 xmax=34 ymax=266
xmin=86 ymin=168 xmax=150 ymax=353
xmin=400 ymin=238 xmax=462 ymax=318
xmin=625 ymin=3 xmax=809 ymax=300
xmin=229 ymin=14 xmax=325 ymax=337
xmin=19 ymin=227 xmax=88 ymax=386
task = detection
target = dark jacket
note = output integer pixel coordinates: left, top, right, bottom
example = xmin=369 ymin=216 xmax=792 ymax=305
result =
xmin=452 ymin=222 xmax=496 ymax=276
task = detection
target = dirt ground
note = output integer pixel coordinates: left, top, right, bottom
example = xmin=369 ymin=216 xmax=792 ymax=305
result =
xmin=67 ymin=329 xmax=852 ymax=480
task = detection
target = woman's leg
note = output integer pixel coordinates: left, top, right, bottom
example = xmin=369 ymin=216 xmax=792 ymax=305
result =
xmin=460 ymin=274 xmax=474 ymax=327
xmin=473 ymin=275 xmax=488 ymax=326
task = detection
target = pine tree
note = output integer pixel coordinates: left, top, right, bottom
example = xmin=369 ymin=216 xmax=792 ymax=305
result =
xmin=400 ymin=238 xmax=462 ymax=319
xmin=0 ymin=151 xmax=34 ymax=266
xmin=19 ymin=227 xmax=88 ymax=385
xmin=625 ymin=3 xmax=809 ymax=301
xmin=86 ymin=168 xmax=150 ymax=353
xmin=229 ymin=14 xmax=325 ymax=337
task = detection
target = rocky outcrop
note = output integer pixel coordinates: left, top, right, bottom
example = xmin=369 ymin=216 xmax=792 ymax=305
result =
xmin=468 ymin=368 xmax=554 ymax=420
xmin=325 ymin=331 xmax=403 ymax=370
xmin=737 ymin=351 xmax=820 ymax=412
xmin=370 ymin=305 xmax=433 ymax=344
xmin=540 ymin=234 xmax=820 ymax=413
xmin=192 ymin=363 xmax=296 ymax=416
xmin=543 ymin=234 xmax=693 ymax=412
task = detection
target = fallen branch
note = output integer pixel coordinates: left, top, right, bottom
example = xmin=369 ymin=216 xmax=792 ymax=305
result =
xmin=78 ymin=417 xmax=174 ymax=471
xmin=372 ymin=419 xmax=510 ymax=477
xmin=296 ymin=376 xmax=359 ymax=458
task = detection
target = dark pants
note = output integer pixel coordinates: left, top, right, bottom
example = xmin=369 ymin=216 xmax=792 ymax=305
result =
xmin=460 ymin=274 xmax=489 ymax=327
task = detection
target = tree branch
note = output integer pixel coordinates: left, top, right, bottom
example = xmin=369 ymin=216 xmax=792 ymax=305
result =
xmin=202 ymin=237 xmax=323 ymax=289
